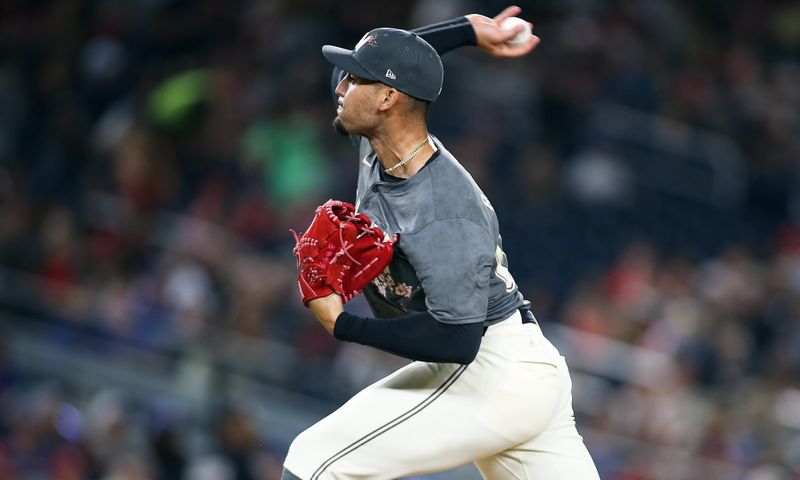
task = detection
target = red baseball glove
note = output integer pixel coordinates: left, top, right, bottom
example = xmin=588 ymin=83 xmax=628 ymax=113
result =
xmin=290 ymin=199 xmax=396 ymax=304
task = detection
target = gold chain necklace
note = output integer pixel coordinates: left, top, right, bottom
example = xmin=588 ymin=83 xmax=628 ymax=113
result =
xmin=384 ymin=136 xmax=430 ymax=174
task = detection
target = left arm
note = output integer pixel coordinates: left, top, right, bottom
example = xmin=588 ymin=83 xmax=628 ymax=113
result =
xmin=308 ymin=294 xmax=483 ymax=365
xmin=307 ymin=219 xmax=495 ymax=364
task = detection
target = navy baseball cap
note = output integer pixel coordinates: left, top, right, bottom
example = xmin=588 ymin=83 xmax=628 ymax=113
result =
xmin=322 ymin=28 xmax=443 ymax=102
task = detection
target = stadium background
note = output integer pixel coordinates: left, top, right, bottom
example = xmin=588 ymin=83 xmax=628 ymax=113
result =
xmin=1 ymin=0 xmax=799 ymax=478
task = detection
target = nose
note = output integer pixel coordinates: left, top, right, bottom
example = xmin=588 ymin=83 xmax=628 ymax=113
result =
xmin=335 ymin=75 xmax=348 ymax=98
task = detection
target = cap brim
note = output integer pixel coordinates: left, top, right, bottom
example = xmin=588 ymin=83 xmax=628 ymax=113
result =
xmin=322 ymin=45 xmax=377 ymax=81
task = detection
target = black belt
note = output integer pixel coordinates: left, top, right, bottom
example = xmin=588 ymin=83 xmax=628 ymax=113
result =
xmin=519 ymin=306 xmax=537 ymax=325
xmin=483 ymin=305 xmax=537 ymax=335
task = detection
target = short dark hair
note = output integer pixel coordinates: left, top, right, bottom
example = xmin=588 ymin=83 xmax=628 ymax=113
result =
xmin=406 ymin=95 xmax=430 ymax=116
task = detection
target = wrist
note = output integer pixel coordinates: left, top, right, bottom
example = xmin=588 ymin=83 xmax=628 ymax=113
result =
xmin=465 ymin=14 xmax=495 ymax=37
xmin=465 ymin=14 xmax=496 ymax=51
xmin=317 ymin=308 xmax=341 ymax=334
xmin=307 ymin=293 xmax=345 ymax=334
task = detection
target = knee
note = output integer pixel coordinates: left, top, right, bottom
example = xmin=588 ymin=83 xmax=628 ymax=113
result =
xmin=281 ymin=467 xmax=303 ymax=480
xmin=284 ymin=432 xmax=304 ymax=466
xmin=284 ymin=429 xmax=356 ymax=480
xmin=283 ymin=429 xmax=321 ymax=479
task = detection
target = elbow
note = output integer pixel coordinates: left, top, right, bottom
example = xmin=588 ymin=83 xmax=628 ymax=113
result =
xmin=452 ymin=337 xmax=481 ymax=365
xmin=453 ymin=350 xmax=478 ymax=365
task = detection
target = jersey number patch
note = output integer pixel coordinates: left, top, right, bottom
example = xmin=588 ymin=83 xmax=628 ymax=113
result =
xmin=494 ymin=246 xmax=517 ymax=293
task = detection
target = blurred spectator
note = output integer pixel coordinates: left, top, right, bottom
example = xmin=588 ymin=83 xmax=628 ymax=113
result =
xmin=565 ymin=146 xmax=634 ymax=206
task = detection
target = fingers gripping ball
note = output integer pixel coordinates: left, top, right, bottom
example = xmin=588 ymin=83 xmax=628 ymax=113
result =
xmin=499 ymin=16 xmax=533 ymax=46
xmin=291 ymin=200 xmax=396 ymax=304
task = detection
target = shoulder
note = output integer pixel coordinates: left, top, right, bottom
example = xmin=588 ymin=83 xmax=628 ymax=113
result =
xmin=425 ymin=142 xmax=492 ymax=226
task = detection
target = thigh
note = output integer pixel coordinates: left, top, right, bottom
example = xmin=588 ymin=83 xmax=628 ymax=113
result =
xmin=284 ymin=319 xmax=587 ymax=480
xmin=475 ymin=439 xmax=598 ymax=480
xmin=284 ymin=361 xmax=495 ymax=479
xmin=284 ymin=355 xmax=564 ymax=480
xmin=475 ymin=428 xmax=599 ymax=480
xmin=474 ymin=357 xmax=600 ymax=480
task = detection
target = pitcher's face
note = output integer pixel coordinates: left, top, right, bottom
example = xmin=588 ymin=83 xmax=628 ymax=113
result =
xmin=332 ymin=73 xmax=383 ymax=136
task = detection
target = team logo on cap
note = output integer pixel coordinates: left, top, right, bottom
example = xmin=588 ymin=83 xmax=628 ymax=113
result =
xmin=355 ymin=34 xmax=378 ymax=51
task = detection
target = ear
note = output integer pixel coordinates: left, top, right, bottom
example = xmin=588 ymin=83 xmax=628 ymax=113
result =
xmin=377 ymin=86 xmax=400 ymax=112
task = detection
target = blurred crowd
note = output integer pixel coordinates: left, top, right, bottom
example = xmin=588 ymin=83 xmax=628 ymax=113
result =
xmin=0 ymin=0 xmax=798 ymax=479
xmin=564 ymin=234 xmax=800 ymax=479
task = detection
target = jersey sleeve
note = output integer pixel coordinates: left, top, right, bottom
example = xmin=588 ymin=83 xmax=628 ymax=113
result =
xmin=402 ymin=218 xmax=494 ymax=324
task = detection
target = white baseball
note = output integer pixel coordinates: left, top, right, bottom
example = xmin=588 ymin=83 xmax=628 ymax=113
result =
xmin=499 ymin=16 xmax=532 ymax=46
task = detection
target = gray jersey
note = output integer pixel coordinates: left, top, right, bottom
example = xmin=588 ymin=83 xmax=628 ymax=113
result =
xmin=354 ymin=136 xmax=524 ymax=326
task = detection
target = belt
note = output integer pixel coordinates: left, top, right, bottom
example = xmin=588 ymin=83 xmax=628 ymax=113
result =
xmin=483 ymin=305 xmax=537 ymax=335
xmin=519 ymin=306 xmax=537 ymax=325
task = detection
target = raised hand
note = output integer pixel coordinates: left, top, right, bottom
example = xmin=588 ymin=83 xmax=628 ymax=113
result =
xmin=466 ymin=5 xmax=540 ymax=58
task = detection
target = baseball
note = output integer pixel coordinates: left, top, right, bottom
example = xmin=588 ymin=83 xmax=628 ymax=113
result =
xmin=499 ymin=16 xmax=533 ymax=46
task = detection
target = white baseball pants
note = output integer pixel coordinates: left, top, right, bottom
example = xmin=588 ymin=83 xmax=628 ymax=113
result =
xmin=284 ymin=311 xmax=600 ymax=479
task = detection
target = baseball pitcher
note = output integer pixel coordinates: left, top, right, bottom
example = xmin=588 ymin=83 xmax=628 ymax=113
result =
xmin=284 ymin=6 xmax=600 ymax=480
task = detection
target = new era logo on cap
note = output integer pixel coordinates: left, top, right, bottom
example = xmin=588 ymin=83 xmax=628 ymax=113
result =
xmin=385 ymin=69 xmax=396 ymax=80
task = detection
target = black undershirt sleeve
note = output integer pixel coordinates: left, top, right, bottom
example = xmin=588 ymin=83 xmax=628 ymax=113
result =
xmin=334 ymin=310 xmax=483 ymax=364
xmin=411 ymin=16 xmax=477 ymax=54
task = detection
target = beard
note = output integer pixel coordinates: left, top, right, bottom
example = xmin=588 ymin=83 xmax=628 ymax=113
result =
xmin=332 ymin=116 xmax=350 ymax=136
